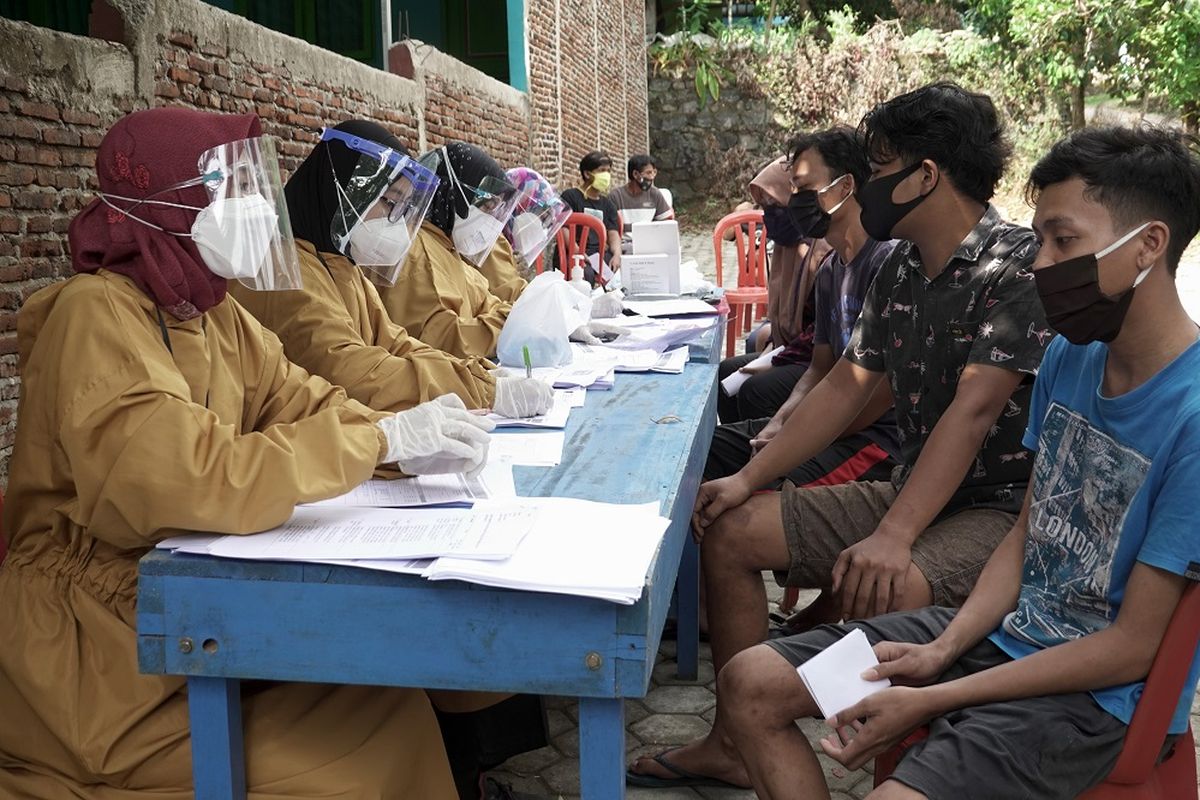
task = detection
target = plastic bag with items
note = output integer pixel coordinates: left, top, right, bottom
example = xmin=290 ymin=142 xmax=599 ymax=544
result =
xmin=497 ymin=272 xmax=592 ymax=368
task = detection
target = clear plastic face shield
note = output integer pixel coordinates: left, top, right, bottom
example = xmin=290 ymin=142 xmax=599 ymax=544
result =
xmin=99 ymin=136 xmax=301 ymax=290
xmin=323 ymin=127 xmax=439 ymax=286
xmin=503 ymin=178 xmax=570 ymax=267
xmin=442 ymin=147 xmax=519 ymax=267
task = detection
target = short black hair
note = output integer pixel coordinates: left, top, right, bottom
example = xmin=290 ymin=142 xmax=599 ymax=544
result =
xmin=786 ymin=126 xmax=869 ymax=194
xmin=579 ymin=150 xmax=612 ymax=178
xmin=1027 ymin=126 xmax=1200 ymax=275
xmin=858 ymin=82 xmax=1010 ymax=204
xmin=628 ymin=154 xmax=656 ymax=178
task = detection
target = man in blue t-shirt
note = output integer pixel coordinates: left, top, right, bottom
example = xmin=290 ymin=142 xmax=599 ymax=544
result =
xmin=684 ymin=126 xmax=1200 ymax=799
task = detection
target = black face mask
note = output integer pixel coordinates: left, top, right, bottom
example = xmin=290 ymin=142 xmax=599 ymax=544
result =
xmin=858 ymin=161 xmax=935 ymax=241
xmin=761 ymin=204 xmax=803 ymax=246
xmin=1033 ymin=223 xmax=1151 ymax=345
xmin=787 ymin=190 xmax=831 ymax=239
xmin=637 ymin=177 xmax=653 ymax=191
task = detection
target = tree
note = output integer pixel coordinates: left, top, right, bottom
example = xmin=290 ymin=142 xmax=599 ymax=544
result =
xmin=1124 ymin=0 xmax=1200 ymax=131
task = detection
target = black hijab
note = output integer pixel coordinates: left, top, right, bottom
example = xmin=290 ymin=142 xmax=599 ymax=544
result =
xmin=285 ymin=119 xmax=408 ymax=254
xmin=426 ymin=141 xmax=509 ymax=237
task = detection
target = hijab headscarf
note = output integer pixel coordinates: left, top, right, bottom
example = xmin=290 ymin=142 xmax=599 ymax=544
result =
xmin=69 ymin=107 xmax=260 ymax=319
xmin=284 ymin=119 xmax=408 ymax=256
xmin=426 ymin=141 xmax=508 ymax=237
xmin=747 ymin=156 xmax=830 ymax=347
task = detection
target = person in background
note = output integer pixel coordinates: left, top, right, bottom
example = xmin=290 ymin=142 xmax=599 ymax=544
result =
xmin=377 ymin=142 xmax=524 ymax=361
xmin=0 ymin=106 xmax=493 ymax=800
xmin=231 ymin=120 xmax=549 ymax=420
xmin=559 ymin=150 xmax=622 ymax=282
xmin=502 ymin=166 xmax=571 ymax=286
xmin=609 ymin=153 xmax=675 ymax=247
xmin=716 ymin=154 xmax=830 ymax=422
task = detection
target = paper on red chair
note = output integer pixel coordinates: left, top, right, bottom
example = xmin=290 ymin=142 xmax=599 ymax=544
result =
xmin=720 ymin=346 xmax=784 ymax=396
xmin=796 ymin=628 xmax=891 ymax=720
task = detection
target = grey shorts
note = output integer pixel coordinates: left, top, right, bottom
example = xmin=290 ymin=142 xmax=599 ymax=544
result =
xmin=766 ymin=607 xmax=1128 ymax=799
xmin=778 ymin=481 xmax=1016 ymax=606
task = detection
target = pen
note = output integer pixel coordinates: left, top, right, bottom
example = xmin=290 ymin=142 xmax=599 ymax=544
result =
xmin=522 ymin=345 xmax=532 ymax=379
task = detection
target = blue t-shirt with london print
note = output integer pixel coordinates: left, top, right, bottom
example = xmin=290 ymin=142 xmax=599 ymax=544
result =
xmin=989 ymin=334 xmax=1200 ymax=733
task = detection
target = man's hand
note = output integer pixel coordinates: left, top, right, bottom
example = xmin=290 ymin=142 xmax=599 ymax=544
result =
xmin=819 ymin=686 xmax=936 ymax=771
xmin=864 ymin=641 xmax=954 ymax=687
xmin=738 ymin=362 xmax=772 ymax=377
xmin=608 ymin=252 xmax=622 ymax=272
xmin=832 ymin=530 xmax=914 ymax=619
xmin=749 ymin=415 xmax=784 ymax=456
xmin=691 ymin=473 xmax=753 ymax=542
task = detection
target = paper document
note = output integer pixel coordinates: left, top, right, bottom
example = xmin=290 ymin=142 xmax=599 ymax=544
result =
xmin=623 ymin=253 xmax=679 ymax=297
xmin=305 ymin=474 xmax=489 ymax=509
xmin=488 ymin=431 xmax=566 ymax=466
xmin=602 ymin=317 xmax=717 ymax=354
xmin=720 ymin=346 xmax=784 ymax=396
xmin=424 ymin=498 xmax=669 ymax=604
xmin=486 ymin=390 xmax=574 ymax=428
xmin=609 ymin=346 xmax=688 ymax=374
xmin=623 ymin=298 xmax=719 ymax=318
xmin=204 ymin=504 xmax=537 ymax=562
xmin=561 ymin=387 xmax=587 ymax=408
xmin=796 ymin=628 xmax=891 ymax=720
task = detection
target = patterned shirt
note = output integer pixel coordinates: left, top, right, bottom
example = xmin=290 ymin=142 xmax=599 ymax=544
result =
xmin=844 ymin=205 xmax=1049 ymax=516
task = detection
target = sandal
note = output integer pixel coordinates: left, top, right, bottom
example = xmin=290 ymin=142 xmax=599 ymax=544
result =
xmin=625 ymin=748 xmax=746 ymax=789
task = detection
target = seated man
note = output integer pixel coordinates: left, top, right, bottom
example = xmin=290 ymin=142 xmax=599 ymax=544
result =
xmin=715 ymin=127 xmax=899 ymax=434
xmin=559 ymin=150 xmax=622 ymax=282
xmin=718 ymin=124 xmax=1200 ymax=800
xmin=609 ymin=153 xmax=674 ymax=248
xmin=629 ymin=82 xmax=1049 ymax=789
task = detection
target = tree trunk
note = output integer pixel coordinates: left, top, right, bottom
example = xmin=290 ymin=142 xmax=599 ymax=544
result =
xmin=1184 ymin=101 xmax=1200 ymax=135
xmin=764 ymin=0 xmax=776 ymax=39
xmin=1070 ymin=76 xmax=1088 ymax=130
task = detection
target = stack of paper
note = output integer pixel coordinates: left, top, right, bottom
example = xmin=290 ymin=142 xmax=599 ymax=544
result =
xmin=796 ymin=628 xmax=891 ymax=719
xmin=623 ymin=297 xmax=720 ymax=317
xmin=305 ymin=474 xmax=489 ymax=509
xmin=610 ymin=347 xmax=688 ymax=374
xmin=489 ymin=431 xmax=566 ymax=466
xmin=486 ymin=390 xmax=574 ymax=429
xmin=424 ymin=498 xmax=669 ymax=604
xmin=604 ymin=317 xmax=718 ymax=354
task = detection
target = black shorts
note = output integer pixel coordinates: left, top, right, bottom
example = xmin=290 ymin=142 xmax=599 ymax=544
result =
xmin=766 ymin=607 xmax=1128 ymax=799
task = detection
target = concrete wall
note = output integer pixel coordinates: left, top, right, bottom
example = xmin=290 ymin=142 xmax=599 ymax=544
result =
xmin=0 ymin=0 xmax=649 ymax=481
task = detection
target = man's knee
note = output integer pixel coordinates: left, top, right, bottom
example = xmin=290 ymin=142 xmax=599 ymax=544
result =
xmin=718 ymin=645 xmax=804 ymax=725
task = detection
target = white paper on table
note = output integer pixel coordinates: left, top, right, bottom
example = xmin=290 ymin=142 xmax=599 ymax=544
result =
xmin=561 ymin=387 xmax=587 ymax=408
xmin=623 ymin=253 xmax=678 ymax=297
xmin=614 ymin=314 xmax=657 ymax=328
xmin=486 ymin=390 xmax=573 ymax=428
xmin=156 ymin=534 xmax=221 ymax=553
xmin=204 ymin=504 xmax=538 ymax=562
xmin=424 ymin=498 xmax=669 ymax=604
xmin=604 ymin=317 xmax=717 ymax=353
xmin=796 ymin=628 xmax=891 ymax=720
xmin=476 ymin=459 xmax=517 ymax=499
xmin=304 ymin=474 xmax=488 ymax=509
xmin=650 ymin=347 xmax=689 ymax=374
xmin=488 ymin=431 xmax=566 ymax=466
xmin=318 ymin=557 xmax=433 ymax=575
xmin=623 ymin=298 xmax=720 ymax=317
xmin=720 ymin=346 xmax=784 ymax=396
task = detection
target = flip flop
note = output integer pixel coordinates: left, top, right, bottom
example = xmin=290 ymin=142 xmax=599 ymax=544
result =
xmin=625 ymin=748 xmax=746 ymax=789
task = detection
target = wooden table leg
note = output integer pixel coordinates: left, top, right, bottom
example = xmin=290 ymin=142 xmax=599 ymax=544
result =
xmin=676 ymin=536 xmax=700 ymax=680
xmin=187 ymin=676 xmax=246 ymax=800
xmin=578 ymin=697 xmax=626 ymax=799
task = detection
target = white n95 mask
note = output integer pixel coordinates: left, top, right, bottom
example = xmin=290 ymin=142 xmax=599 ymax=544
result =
xmin=511 ymin=212 xmax=545 ymax=256
xmin=191 ymin=193 xmax=279 ymax=280
xmin=452 ymin=205 xmax=506 ymax=263
xmin=350 ymin=217 xmax=413 ymax=269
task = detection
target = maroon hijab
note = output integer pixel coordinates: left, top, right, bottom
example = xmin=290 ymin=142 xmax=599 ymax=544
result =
xmin=69 ymin=107 xmax=263 ymax=319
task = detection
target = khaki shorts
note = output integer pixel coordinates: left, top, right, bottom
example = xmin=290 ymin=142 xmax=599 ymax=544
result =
xmin=777 ymin=481 xmax=1016 ymax=607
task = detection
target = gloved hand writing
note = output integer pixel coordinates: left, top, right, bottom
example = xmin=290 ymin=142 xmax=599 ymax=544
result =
xmin=569 ymin=321 xmax=629 ymax=345
xmin=376 ymin=394 xmax=494 ymax=475
xmin=494 ymin=377 xmax=554 ymax=418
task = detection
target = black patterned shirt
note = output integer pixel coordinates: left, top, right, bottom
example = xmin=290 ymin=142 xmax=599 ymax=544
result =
xmin=844 ymin=205 xmax=1050 ymax=516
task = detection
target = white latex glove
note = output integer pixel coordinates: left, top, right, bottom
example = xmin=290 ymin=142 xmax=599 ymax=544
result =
xmin=590 ymin=291 xmax=624 ymax=319
xmin=487 ymin=366 xmax=519 ymax=378
xmin=569 ymin=321 xmax=630 ymax=345
xmin=376 ymin=394 xmax=494 ymax=475
xmin=494 ymin=376 xmax=554 ymax=418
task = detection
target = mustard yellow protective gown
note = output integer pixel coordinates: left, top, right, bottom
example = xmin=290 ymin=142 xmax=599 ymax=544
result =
xmin=477 ymin=235 xmax=527 ymax=304
xmin=0 ymin=270 xmax=457 ymax=799
xmin=377 ymin=223 xmax=512 ymax=359
xmin=231 ymin=240 xmax=497 ymax=412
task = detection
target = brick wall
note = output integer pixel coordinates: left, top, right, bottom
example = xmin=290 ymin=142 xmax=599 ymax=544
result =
xmin=0 ymin=0 xmax=649 ymax=482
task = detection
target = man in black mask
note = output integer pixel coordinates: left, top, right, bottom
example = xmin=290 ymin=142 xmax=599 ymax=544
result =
xmin=628 ymin=83 xmax=1050 ymax=793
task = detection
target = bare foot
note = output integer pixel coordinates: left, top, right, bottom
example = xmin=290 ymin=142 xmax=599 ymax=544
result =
xmin=777 ymin=590 xmax=841 ymax=634
xmin=627 ymin=736 xmax=751 ymax=788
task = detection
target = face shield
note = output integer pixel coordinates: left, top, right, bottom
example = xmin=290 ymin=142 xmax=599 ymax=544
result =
xmin=322 ymin=127 xmax=439 ymax=286
xmin=504 ymin=169 xmax=571 ymax=267
xmin=442 ymin=147 xmax=519 ymax=267
xmin=192 ymin=136 xmax=302 ymax=291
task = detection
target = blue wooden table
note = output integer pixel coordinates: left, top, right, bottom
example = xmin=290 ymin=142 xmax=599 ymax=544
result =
xmin=137 ymin=356 xmax=718 ymax=799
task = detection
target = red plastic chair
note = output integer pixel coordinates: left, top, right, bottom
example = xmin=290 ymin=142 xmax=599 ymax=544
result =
xmin=874 ymin=582 xmax=1200 ymax=799
xmin=556 ymin=212 xmax=609 ymax=286
xmin=713 ymin=210 xmax=770 ymax=358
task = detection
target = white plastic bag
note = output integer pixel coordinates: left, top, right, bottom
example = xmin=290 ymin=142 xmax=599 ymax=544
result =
xmin=497 ymin=272 xmax=592 ymax=368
